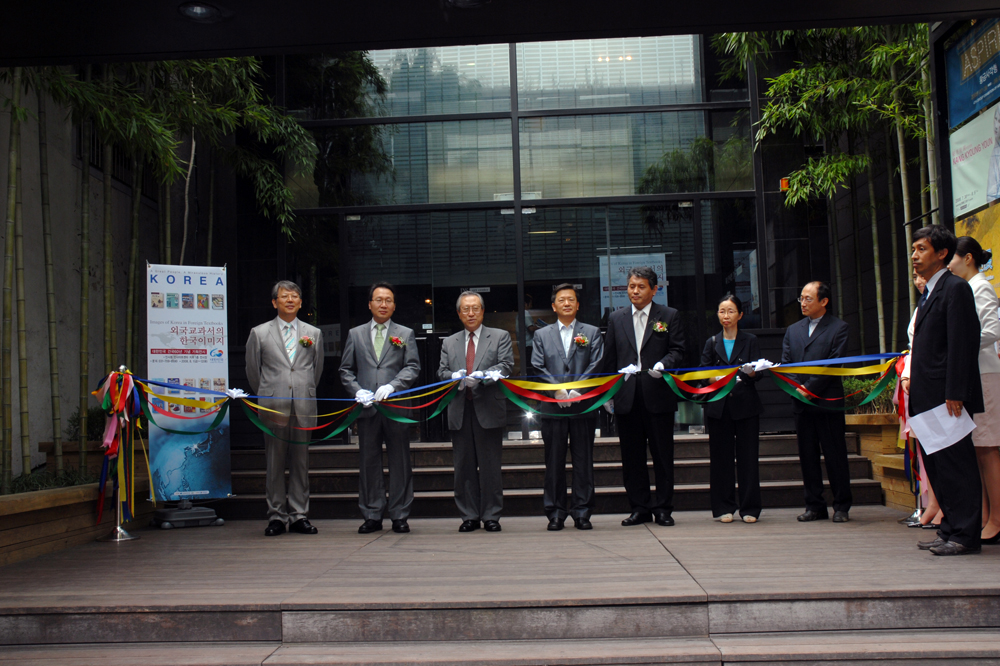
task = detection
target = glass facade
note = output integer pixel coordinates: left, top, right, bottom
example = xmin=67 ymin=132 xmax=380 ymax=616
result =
xmin=281 ymin=34 xmax=768 ymax=436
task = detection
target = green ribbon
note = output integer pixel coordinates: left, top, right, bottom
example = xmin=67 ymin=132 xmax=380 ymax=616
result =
xmin=772 ymin=367 xmax=897 ymax=412
xmin=374 ymin=385 xmax=460 ymax=424
xmin=499 ymin=377 xmax=622 ymax=416
xmin=663 ymin=373 xmax=738 ymax=403
xmin=239 ymin=400 xmax=362 ymax=444
xmin=142 ymin=398 xmax=231 ymax=435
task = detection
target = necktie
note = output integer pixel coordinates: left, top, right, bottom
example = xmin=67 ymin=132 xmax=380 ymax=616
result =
xmin=561 ymin=325 xmax=572 ymax=358
xmin=634 ymin=310 xmax=646 ymax=369
xmin=465 ymin=332 xmax=476 ymax=400
xmin=283 ymin=323 xmax=296 ymax=363
xmin=917 ymin=289 xmax=928 ymax=310
xmin=374 ymin=323 xmax=386 ymax=358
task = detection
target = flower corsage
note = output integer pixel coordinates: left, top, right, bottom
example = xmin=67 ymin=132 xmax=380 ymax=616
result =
xmin=573 ymin=334 xmax=590 ymax=347
xmin=652 ymin=321 xmax=668 ymax=333
xmin=390 ymin=336 xmax=405 ymax=348
xmin=299 ymin=335 xmax=315 ymax=347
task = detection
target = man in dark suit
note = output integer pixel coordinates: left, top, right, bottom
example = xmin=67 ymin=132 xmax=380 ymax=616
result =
xmin=780 ymin=281 xmax=852 ymax=523
xmin=437 ymin=291 xmax=514 ymax=532
xmin=246 ymin=281 xmax=325 ymax=537
xmin=603 ymin=266 xmax=685 ymax=527
xmin=340 ymin=282 xmax=421 ymax=534
xmin=908 ymin=225 xmax=983 ymax=556
xmin=531 ymin=283 xmax=605 ymax=531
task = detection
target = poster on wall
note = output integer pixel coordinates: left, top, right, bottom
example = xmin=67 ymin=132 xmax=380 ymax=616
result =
xmin=946 ymin=18 xmax=1000 ymax=129
xmin=950 ymin=100 xmax=1000 ymax=217
xmin=146 ymin=264 xmax=232 ymax=502
xmin=598 ymin=253 xmax=668 ymax=313
xmin=956 ymin=208 xmax=999 ymax=294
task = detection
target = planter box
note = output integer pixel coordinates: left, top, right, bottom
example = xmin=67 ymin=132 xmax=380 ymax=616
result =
xmin=38 ymin=441 xmax=105 ymax=476
xmin=845 ymin=413 xmax=916 ymax=512
xmin=1 ymin=478 xmax=154 ymax=567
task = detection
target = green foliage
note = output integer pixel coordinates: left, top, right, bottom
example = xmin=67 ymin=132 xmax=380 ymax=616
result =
xmin=10 ymin=467 xmax=97 ymax=494
xmin=844 ymin=376 xmax=897 ymax=414
xmin=64 ymin=406 xmax=107 ymax=443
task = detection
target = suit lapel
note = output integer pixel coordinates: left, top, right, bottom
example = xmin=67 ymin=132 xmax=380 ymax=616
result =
xmin=803 ymin=315 xmax=830 ymax=349
xmin=473 ymin=328 xmax=491 ymax=371
xmin=622 ymin=309 xmax=639 ymax=356
xmin=565 ymin=322 xmax=578 ymax=364
xmin=914 ymin=273 xmax=947 ymax=333
xmin=640 ymin=304 xmax=659 ymax=351
xmin=715 ymin=332 xmax=728 ymax=363
xmin=270 ymin=319 xmax=293 ymax=368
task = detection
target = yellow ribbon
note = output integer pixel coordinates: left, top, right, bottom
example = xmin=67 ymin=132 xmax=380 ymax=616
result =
xmin=243 ymin=398 xmax=356 ymax=419
xmin=671 ymin=367 xmax=741 ymax=381
xmin=770 ymin=359 xmax=895 ymax=376
xmin=505 ymin=375 xmax=621 ymax=392
xmin=383 ymin=381 xmax=459 ymax=402
xmin=137 ymin=381 xmax=229 ymax=409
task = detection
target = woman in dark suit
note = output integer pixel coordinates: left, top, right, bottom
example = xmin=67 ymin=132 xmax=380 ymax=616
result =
xmin=700 ymin=294 xmax=764 ymax=523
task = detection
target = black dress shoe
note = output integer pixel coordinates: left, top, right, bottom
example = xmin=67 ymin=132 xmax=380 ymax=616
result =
xmin=483 ymin=520 xmax=502 ymax=532
xmin=922 ymin=522 xmax=941 ymax=530
xmin=289 ymin=518 xmax=318 ymax=534
xmin=459 ymin=520 xmax=480 ymax=532
xmin=547 ymin=518 xmax=565 ymax=531
xmin=931 ymin=541 xmax=981 ymax=556
xmin=832 ymin=511 xmax=849 ymax=523
xmin=392 ymin=519 xmax=410 ymax=534
xmin=621 ymin=511 xmax=652 ymax=526
xmin=653 ymin=510 xmax=674 ymax=527
xmin=574 ymin=517 xmax=593 ymax=530
xmin=983 ymin=530 xmax=1000 ymax=545
xmin=358 ymin=519 xmax=383 ymax=534
xmin=917 ymin=537 xmax=946 ymax=550
xmin=264 ymin=520 xmax=286 ymax=536
xmin=797 ymin=510 xmax=829 ymax=522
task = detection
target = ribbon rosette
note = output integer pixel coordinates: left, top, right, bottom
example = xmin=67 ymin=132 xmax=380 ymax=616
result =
xmin=390 ymin=336 xmax=405 ymax=348
xmin=652 ymin=321 xmax=668 ymax=333
xmin=299 ymin=335 xmax=315 ymax=348
xmin=573 ymin=334 xmax=589 ymax=347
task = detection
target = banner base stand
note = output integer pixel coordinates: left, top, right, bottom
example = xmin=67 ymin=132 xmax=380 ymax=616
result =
xmin=98 ymin=525 xmax=140 ymax=542
xmin=151 ymin=501 xmax=225 ymax=529
xmin=898 ymin=508 xmax=922 ymax=525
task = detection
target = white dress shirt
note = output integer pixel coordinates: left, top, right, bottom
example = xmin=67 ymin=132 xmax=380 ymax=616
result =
xmin=370 ymin=318 xmax=392 ymax=348
xmin=631 ymin=303 xmax=652 ymax=369
xmin=808 ymin=315 xmax=822 ymax=337
xmin=559 ymin=319 xmax=576 ymax=357
xmin=465 ymin=325 xmax=483 ymax=354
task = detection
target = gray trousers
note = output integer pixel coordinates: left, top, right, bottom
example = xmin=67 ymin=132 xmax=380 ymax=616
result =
xmin=541 ymin=415 xmax=596 ymax=521
xmin=357 ymin=412 xmax=414 ymax=521
xmin=264 ymin=418 xmax=310 ymax=524
xmin=452 ymin=406 xmax=504 ymax=522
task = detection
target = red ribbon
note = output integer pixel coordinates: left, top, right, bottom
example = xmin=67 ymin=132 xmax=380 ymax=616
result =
xmin=500 ymin=376 xmax=620 ymax=403
xmin=671 ymin=369 xmax=738 ymax=395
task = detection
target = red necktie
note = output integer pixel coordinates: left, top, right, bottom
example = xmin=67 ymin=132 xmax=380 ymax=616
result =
xmin=465 ymin=333 xmax=476 ymax=400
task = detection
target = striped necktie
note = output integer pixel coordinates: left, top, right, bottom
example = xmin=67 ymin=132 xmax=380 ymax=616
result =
xmin=283 ymin=323 xmax=296 ymax=363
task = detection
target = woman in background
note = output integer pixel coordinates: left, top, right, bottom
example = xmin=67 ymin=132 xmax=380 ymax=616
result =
xmin=948 ymin=237 xmax=1000 ymax=543
xmin=700 ymin=294 xmax=763 ymax=523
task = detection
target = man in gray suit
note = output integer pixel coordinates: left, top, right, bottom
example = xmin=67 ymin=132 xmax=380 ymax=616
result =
xmin=437 ymin=291 xmax=514 ymax=532
xmin=340 ymin=282 xmax=421 ymax=534
xmin=246 ymin=281 xmax=325 ymax=537
xmin=531 ymin=283 xmax=604 ymax=531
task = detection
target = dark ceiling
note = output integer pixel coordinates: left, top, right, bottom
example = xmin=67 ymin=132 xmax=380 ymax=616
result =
xmin=5 ymin=0 xmax=1000 ymax=65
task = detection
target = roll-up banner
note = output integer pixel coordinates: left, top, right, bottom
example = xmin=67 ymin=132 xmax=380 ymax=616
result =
xmin=146 ymin=264 xmax=232 ymax=501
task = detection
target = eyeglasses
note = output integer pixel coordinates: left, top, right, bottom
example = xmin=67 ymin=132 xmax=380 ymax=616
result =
xmin=797 ymin=296 xmax=814 ymax=304
xmin=717 ymin=309 xmax=739 ymax=315
xmin=372 ymin=298 xmax=394 ymax=305
xmin=459 ymin=306 xmax=483 ymax=314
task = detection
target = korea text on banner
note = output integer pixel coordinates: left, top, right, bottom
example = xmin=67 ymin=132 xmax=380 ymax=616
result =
xmin=146 ymin=264 xmax=232 ymax=501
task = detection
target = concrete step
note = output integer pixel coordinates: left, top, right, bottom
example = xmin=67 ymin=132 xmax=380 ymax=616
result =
xmin=230 ymin=455 xmax=873 ymax=494
xmin=7 ymin=631 xmax=1000 ymax=665
xmin=214 ymin=478 xmax=884 ymax=520
xmin=230 ymin=434 xmax=861 ymax=471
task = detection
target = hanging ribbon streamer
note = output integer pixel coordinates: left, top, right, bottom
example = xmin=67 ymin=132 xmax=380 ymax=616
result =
xmin=499 ymin=376 xmax=623 ymax=416
xmin=771 ymin=364 xmax=898 ymax=411
xmin=238 ymin=400 xmax=362 ymax=444
xmin=663 ymin=370 xmax=739 ymax=403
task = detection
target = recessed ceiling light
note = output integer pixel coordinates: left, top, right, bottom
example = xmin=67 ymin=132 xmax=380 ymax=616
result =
xmin=178 ymin=2 xmax=224 ymax=23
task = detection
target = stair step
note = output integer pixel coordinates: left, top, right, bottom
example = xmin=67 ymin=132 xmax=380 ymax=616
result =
xmin=12 ymin=630 xmax=1000 ymax=665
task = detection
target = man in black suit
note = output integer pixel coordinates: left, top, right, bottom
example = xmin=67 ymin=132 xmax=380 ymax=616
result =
xmin=780 ymin=281 xmax=852 ymax=523
xmin=603 ymin=266 xmax=685 ymax=527
xmin=907 ymin=225 xmax=983 ymax=556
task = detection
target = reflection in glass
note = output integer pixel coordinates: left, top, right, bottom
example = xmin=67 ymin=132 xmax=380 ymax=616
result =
xmin=517 ymin=36 xmax=701 ymax=110
xmin=286 ymin=46 xmax=511 ymax=119
xmin=701 ymin=199 xmax=760 ymax=328
xmin=519 ymin=111 xmax=750 ymax=199
xmin=289 ymin=120 xmax=514 ymax=207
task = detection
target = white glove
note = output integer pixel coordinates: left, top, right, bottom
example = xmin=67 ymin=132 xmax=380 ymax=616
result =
xmin=374 ymin=384 xmax=395 ymax=402
xmin=740 ymin=363 xmax=755 ymax=374
xmin=603 ymin=399 xmax=614 ymax=414
xmin=463 ymin=373 xmax=481 ymax=389
xmin=451 ymin=369 xmax=467 ymax=380
xmin=484 ymin=369 xmax=505 ymax=382
xmin=567 ymin=389 xmax=582 ymax=399
xmin=225 ymin=388 xmax=248 ymax=399
xmin=470 ymin=370 xmax=485 ymax=379
xmin=647 ymin=361 xmax=665 ymax=379
xmin=555 ymin=389 xmax=569 ymax=408
xmin=355 ymin=389 xmax=375 ymax=407
xmin=618 ymin=363 xmax=640 ymax=381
